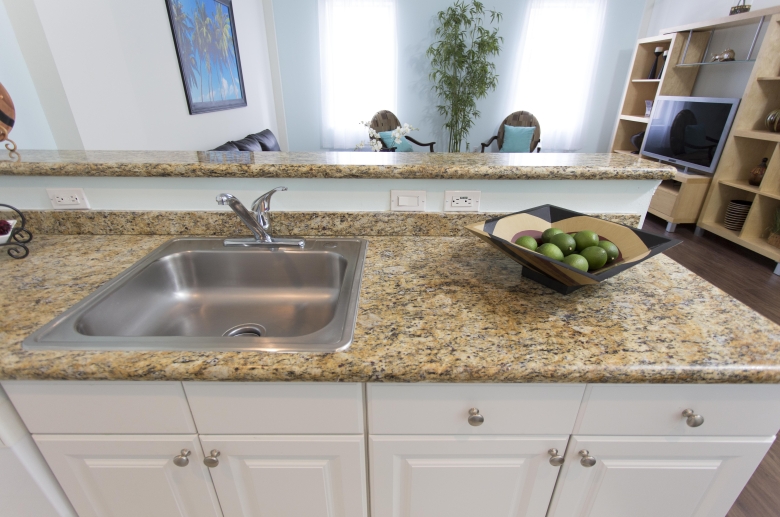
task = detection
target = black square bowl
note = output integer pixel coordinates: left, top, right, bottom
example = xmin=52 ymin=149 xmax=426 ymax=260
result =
xmin=466 ymin=205 xmax=681 ymax=294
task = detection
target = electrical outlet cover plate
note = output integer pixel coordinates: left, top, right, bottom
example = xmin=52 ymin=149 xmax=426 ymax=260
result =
xmin=444 ymin=190 xmax=481 ymax=212
xmin=390 ymin=190 xmax=426 ymax=212
xmin=46 ymin=188 xmax=90 ymax=210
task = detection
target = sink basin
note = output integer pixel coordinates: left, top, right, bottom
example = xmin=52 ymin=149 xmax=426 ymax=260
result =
xmin=24 ymin=237 xmax=368 ymax=352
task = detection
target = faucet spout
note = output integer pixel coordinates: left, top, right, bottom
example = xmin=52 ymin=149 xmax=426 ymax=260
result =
xmin=216 ymin=193 xmax=271 ymax=242
xmin=251 ymin=186 xmax=287 ymax=230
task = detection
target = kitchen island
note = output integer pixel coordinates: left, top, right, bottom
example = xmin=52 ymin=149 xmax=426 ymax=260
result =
xmin=1 ymin=153 xmax=778 ymax=517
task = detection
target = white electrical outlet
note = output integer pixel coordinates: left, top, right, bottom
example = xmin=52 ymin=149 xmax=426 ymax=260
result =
xmin=444 ymin=190 xmax=481 ymax=212
xmin=46 ymin=188 xmax=90 ymax=209
xmin=390 ymin=190 xmax=426 ymax=212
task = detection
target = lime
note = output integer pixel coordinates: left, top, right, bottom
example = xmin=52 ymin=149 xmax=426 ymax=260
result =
xmin=580 ymin=246 xmax=608 ymax=270
xmin=515 ymin=235 xmax=538 ymax=251
xmin=568 ymin=232 xmax=578 ymax=237
xmin=598 ymin=240 xmax=620 ymax=262
xmin=538 ymin=243 xmax=564 ymax=261
xmin=541 ymin=228 xmax=564 ymax=243
xmin=550 ymin=233 xmax=576 ymax=256
xmin=563 ymin=254 xmax=589 ymax=272
xmin=574 ymin=230 xmax=600 ymax=251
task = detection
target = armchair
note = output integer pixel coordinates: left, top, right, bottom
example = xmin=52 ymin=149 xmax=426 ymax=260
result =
xmin=369 ymin=110 xmax=435 ymax=152
xmin=481 ymin=111 xmax=541 ymax=153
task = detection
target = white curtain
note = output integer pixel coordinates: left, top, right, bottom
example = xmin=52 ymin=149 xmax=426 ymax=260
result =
xmin=318 ymin=0 xmax=397 ymax=149
xmin=509 ymin=0 xmax=607 ymax=152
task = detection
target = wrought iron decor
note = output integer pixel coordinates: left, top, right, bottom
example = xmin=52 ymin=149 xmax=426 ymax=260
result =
xmin=1 ymin=204 xmax=32 ymax=259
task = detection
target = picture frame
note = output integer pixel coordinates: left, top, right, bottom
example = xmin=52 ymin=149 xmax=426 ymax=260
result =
xmin=164 ymin=0 xmax=247 ymax=115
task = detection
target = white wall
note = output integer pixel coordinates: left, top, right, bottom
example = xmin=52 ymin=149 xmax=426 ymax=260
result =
xmin=1 ymin=0 xmax=280 ymax=151
xmin=273 ymin=0 xmax=648 ymax=153
xmin=643 ymin=0 xmax=780 ymax=103
xmin=644 ymin=0 xmax=780 ymax=36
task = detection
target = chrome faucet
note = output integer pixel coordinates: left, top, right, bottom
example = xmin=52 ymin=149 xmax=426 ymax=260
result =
xmin=216 ymin=187 xmax=304 ymax=247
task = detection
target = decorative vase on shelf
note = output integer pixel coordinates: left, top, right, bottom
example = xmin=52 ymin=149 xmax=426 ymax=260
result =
xmin=766 ymin=109 xmax=780 ymax=132
xmin=630 ymin=131 xmax=645 ymax=154
xmin=647 ymin=47 xmax=663 ymax=79
xmin=730 ymin=0 xmax=751 ymax=15
xmin=770 ymin=232 xmax=780 ymax=249
xmin=749 ymin=157 xmax=769 ymax=186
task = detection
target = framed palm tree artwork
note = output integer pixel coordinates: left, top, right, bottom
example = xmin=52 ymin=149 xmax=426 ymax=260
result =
xmin=165 ymin=0 xmax=247 ymax=114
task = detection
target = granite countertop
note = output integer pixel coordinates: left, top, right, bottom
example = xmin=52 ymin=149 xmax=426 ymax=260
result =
xmin=0 ymin=150 xmax=676 ymax=180
xmin=1 ymin=234 xmax=779 ymax=383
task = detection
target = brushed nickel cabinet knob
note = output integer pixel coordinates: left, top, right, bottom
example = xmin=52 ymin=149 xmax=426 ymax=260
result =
xmin=682 ymin=409 xmax=704 ymax=427
xmin=173 ymin=449 xmax=191 ymax=467
xmin=579 ymin=449 xmax=596 ymax=467
xmin=467 ymin=408 xmax=484 ymax=426
xmin=204 ymin=450 xmax=221 ymax=468
xmin=548 ymin=448 xmax=565 ymax=467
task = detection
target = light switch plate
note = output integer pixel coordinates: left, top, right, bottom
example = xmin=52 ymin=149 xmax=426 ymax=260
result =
xmin=46 ymin=188 xmax=90 ymax=209
xmin=390 ymin=190 xmax=426 ymax=212
xmin=444 ymin=190 xmax=481 ymax=212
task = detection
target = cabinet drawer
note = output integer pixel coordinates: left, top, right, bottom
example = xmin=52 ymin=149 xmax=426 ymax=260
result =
xmin=183 ymin=382 xmax=364 ymax=434
xmin=367 ymin=384 xmax=585 ymax=435
xmin=575 ymin=384 xmax=780 ymax=436
xmin=1 ymin=381 xmax=196 ymax=434
xmin=650 ymin=182 xmax=678 ymax=216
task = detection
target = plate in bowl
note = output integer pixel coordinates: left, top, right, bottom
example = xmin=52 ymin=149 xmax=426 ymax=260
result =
xmin=466 ymin=205 xmax=681 ymax=294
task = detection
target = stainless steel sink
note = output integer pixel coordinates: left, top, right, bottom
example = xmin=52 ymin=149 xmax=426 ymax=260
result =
xmin=24 ymin=238 xmax=368 ymax=352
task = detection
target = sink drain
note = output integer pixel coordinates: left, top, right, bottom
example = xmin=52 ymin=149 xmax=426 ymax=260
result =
xmin=223 ymin=324 xmax=266 ymax=337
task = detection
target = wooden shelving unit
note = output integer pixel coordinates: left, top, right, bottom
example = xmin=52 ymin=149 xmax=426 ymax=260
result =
xmin=610 ymin=31 xmax=712 ymax=155
xmin=609 ymin=31 xmax=712 ymax=230
xmin=697 ymin=13 xmax=780 ymax=272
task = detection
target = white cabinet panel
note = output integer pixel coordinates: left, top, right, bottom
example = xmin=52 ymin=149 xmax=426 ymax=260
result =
xmin=370 ymin=435 xmax=568 ymax=517
xmin=574 ymin=384 xmax=780 ymax=436
xmin=184 ymin=382 xmax=364 ymax=434
xmin=547 ymin=435 xmax=775 ymax=517
xmin=2 ymin=381 xmax=196 ymax=434
xmin=200 ymin=435 xmax=367 ymax=517
xmin=34 ymin=434 xmax=222 ymax=517
xmin=368 ymin=383 xmax=585 ymax=435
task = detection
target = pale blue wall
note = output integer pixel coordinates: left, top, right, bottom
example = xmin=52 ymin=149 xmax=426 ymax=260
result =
xmin=272 ymin=0 xmax=648 ymax=152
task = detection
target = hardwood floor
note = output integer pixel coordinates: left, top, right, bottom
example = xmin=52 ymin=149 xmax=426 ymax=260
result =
xmin=642 ymin=215 xmax=780 ymax=517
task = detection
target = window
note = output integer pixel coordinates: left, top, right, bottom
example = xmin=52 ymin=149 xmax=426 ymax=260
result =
xmin=318 ymin=0 xmax=397 ymax=149
xmin=509 ymin=0 xmax=606 ymax=152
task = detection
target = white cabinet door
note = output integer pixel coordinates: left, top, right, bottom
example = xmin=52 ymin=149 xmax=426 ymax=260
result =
xmin=547 ymin=435 xmax=775 ymax=517
xmin=35 ymin=434 xmax=223 ymax=517
xmin=369 ymin=435 xmax=569 ymax=517
xmin=199 ymin=435 xmax=367 ymax=517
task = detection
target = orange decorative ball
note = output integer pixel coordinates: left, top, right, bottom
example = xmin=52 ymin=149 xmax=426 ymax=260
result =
xmin=0 ymin=82 xmax=14 ymax=139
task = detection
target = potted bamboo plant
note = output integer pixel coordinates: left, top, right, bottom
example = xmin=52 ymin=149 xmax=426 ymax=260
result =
xmin=769 ymin=208 xmax=780 ymax=249
xmin=427 ymin=1 xmax=502 ymax=153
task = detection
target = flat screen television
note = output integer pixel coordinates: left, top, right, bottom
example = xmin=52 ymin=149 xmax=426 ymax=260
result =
xmin=640 ymin=96 xmax=740 ymax=173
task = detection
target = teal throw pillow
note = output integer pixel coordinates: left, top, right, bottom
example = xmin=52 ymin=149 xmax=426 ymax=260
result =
xmin=378 ymin=130 xmax=413 ymax=152
xmin=500 ymin=125 xmax=535 ymax=153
